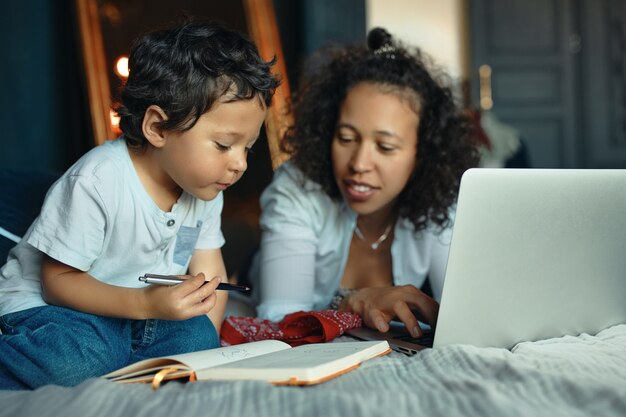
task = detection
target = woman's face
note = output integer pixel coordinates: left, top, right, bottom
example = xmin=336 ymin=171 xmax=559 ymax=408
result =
xmin=332 ymin=82 xmax=419 ymax=218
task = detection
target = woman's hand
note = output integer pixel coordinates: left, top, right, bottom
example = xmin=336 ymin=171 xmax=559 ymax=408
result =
xmin=340 ymin=285 xmax=439 ymax=338
xmin=139 ymin=273 xmax=221 ymax=320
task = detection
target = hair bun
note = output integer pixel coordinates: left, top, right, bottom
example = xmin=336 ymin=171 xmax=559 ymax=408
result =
xmin=367 ymin=27 xmax=393 ymax=52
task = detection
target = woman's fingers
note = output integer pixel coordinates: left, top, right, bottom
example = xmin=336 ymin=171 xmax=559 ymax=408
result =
xmin=389 ymin=285 xmax=438 ymax=329
xmin=393 ymin=301 xmax=422 ymax=338
xmin=404 ymin=293 xmax=439 ymax=330
xmin=366 ymin=308 xmax=390 ymax=333
xmin=352 ymin=285 xmax=440 ymax=335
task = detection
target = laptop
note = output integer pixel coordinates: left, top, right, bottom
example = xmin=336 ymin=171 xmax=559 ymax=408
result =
xmin=347 ymin=321 xmax=435 ymax=355
xmin=348 ymin=168 xmax=626 ymax=354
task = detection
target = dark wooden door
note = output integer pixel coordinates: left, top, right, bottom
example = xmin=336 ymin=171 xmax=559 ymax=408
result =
xmin=468 ymin=0 xmax=626 ymax=168
xmin=469 ymin=0 xmax=578 ymax=168
xmin=579 ymin=0 xmax=626 ymax=167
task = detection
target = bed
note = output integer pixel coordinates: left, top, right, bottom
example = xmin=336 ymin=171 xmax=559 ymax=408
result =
xmin=2 ymin=324 xmax=625 ymax=417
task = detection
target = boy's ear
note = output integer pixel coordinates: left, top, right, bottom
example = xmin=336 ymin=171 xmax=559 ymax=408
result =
xmin=142 ymin=105 xmax=169 ymax=148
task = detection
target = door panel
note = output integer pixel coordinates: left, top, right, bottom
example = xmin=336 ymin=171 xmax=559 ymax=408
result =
xmin=494 ymin=68 xmax=561 ymax=105
xmin=469 ymin=0 xmax=578 ymax=168
xmin=470 ymin=0 xmax=626 ymax=168
xmin=488 ymin=0 xmax=557 ymax=53
xmin=580 ymin=0 xmax=626 ymax=167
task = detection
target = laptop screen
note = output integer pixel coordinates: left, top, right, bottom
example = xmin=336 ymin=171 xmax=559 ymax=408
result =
xmin=434 ymin=168 xmax=626 ymax=349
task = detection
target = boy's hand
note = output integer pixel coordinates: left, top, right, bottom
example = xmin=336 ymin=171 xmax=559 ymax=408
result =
xmin=140 ymin=272 xmax=221 ymax=320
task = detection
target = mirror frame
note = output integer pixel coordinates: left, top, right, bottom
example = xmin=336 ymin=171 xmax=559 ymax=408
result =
xmin=75 ymin=0 xmax=115 ymax=146
xmin=243 ymin=0 xmax=292 ymax=169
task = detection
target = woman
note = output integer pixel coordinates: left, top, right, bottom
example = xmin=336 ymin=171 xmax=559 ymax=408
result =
xmin=248 ymin=28 xmax=479 ymax=338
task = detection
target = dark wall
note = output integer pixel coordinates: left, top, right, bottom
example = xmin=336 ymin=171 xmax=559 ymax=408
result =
xmin=274 ymin=0 xmax=366 ymax=92
xmin=0 ymin=0 xmax=90 ymax=173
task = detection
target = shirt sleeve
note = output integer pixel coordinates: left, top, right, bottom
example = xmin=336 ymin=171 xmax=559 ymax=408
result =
xmin=195 ymin=192 xmax=225 ymax=250
xmin=255 ymin=165 xmax=322 ymax=321
xmin=26 ymin=173 xmax=107 ymax=272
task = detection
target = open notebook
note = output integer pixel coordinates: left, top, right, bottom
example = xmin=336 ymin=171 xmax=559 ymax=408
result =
xmin=103 ymin=340 xmax=390 ymax=387
xmin=350 ymin=168 xmax=626 ymax=352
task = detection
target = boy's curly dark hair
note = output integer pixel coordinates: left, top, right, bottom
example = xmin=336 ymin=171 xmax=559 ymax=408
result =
xmin=116 ymin=21 xmax=280 ymax=150
xmin=282 ymin=27 xmax=479 ymax=232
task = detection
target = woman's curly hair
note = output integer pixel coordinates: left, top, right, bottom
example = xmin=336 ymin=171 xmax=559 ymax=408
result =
xmin=282 ymin=28 xmax=479 ymax=232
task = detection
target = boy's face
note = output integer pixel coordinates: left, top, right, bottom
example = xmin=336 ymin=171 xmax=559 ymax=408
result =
xmin=158 ymin=97 xmax=266 ymax=201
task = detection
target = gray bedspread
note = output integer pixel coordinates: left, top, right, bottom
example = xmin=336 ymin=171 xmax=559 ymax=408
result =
xmin=2 ymin=324 xmax=626 ymax=417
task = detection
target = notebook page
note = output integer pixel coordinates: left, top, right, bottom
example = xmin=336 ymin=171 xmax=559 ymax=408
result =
xmin=196 ymin=341 xmax=389 ymax=383
xmin=104 ymin=339 xmax=290 ymax=379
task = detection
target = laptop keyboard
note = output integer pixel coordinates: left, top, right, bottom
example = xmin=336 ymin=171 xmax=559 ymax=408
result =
xmin=395 ymin=332 xmax=435 ymax=348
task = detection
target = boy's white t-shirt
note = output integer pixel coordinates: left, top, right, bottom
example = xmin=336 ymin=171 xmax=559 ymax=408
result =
xmin=0 ymin=138 xmax=225 ymax=316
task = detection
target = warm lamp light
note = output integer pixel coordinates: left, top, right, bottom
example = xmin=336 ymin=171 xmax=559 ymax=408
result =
xmin=114 ymin=56 xmax=129 ymax=78
xmin=110 ymin=109 xmax=121 ymax=136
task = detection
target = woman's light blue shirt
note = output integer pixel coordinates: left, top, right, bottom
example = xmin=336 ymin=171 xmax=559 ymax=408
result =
xmin=250 ymin=162 xmax=453 ymax=321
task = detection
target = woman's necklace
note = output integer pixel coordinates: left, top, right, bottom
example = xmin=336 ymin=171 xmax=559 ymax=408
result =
xmin=354 ymin=223 xmax=393 ymax=250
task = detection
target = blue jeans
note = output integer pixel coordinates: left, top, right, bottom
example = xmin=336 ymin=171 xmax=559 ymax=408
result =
xmin=0 ymin=305 xmax=219 ymax=390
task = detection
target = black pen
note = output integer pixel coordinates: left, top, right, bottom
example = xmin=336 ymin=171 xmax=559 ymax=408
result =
xmin=138 ymin=273 xmax=250 ymax=292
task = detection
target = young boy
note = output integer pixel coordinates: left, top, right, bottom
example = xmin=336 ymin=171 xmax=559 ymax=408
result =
xmin=0 ymin=21 xmax=279 ymax=390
